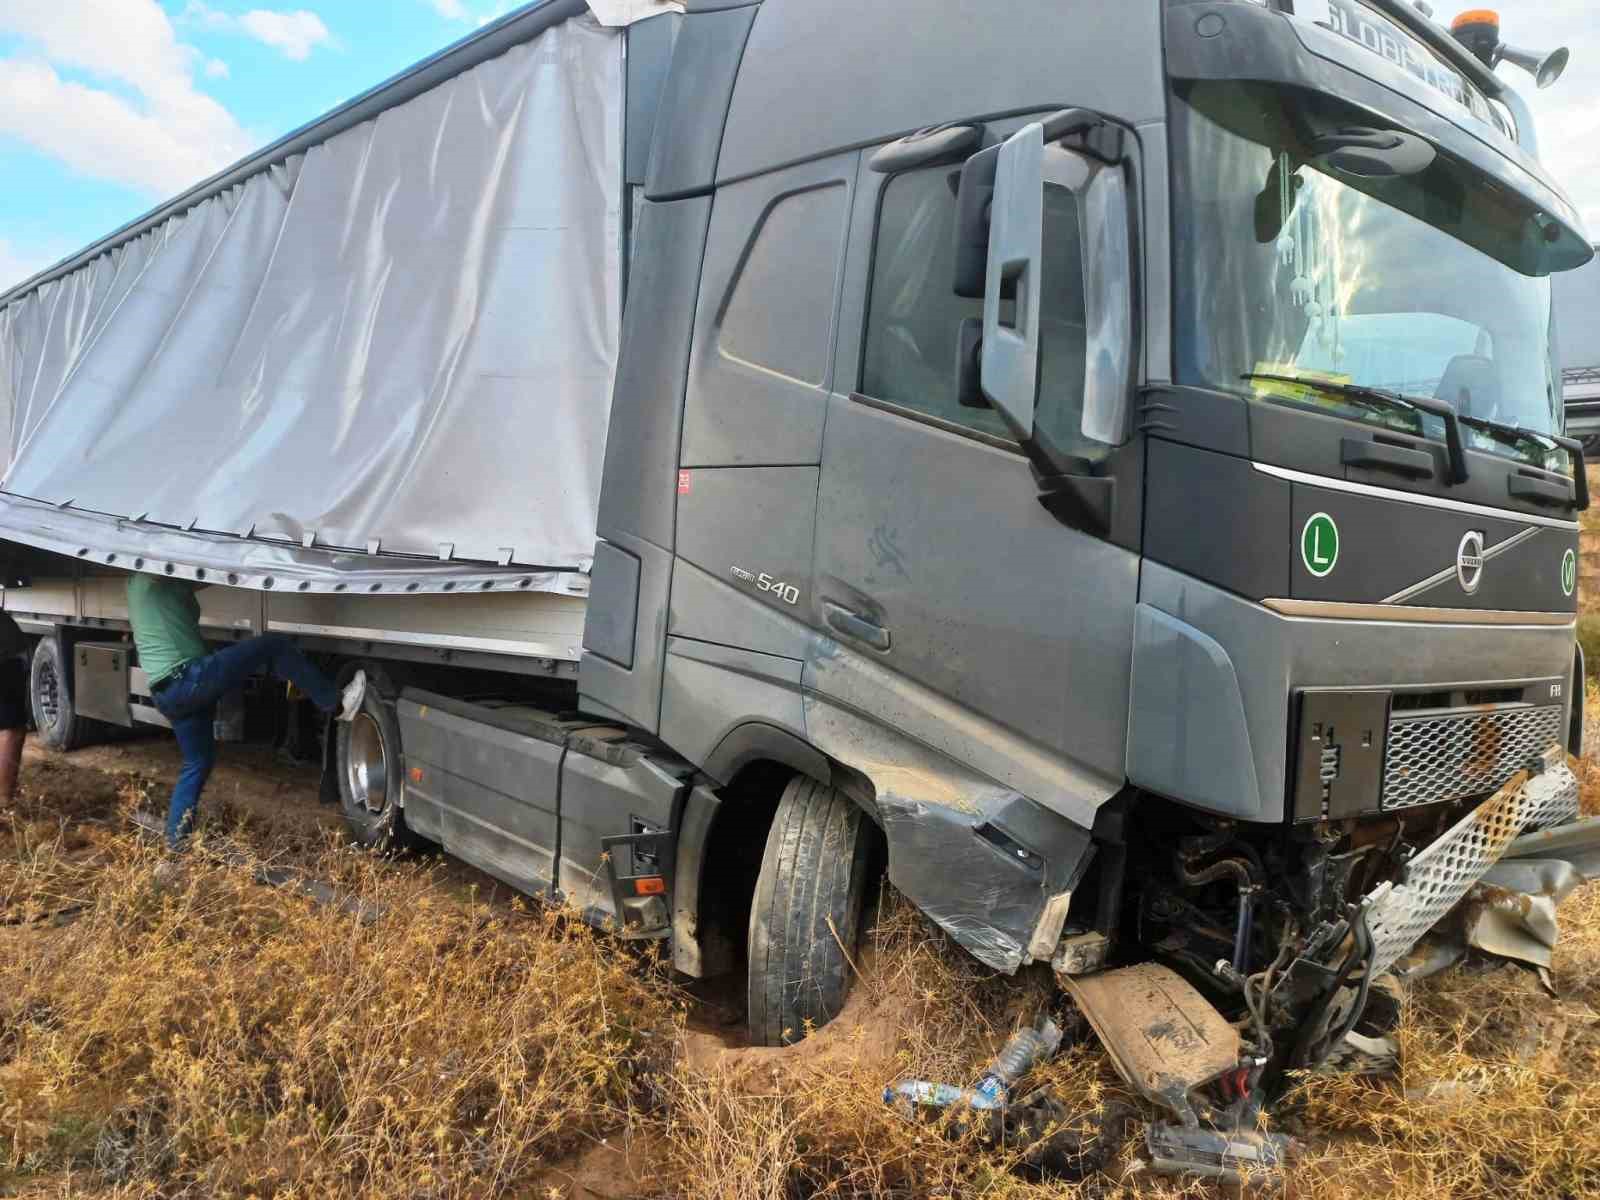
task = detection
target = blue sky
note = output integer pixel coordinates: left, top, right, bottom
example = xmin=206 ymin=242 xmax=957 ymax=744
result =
xmin=2 ymin=1 xmax=1599 ymax=294
xmin=0 ymin=0 xmax=526 ymax=290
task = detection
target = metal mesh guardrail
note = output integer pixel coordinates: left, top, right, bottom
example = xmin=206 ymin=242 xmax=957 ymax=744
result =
xmin=1366 ymin=760 xmax=1579 ymax=976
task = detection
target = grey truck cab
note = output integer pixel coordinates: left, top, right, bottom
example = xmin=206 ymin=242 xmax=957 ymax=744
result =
xmin=0 ymin=0 xmax=1591 ymax=1130
xmin=584 ymin=0 xmax=1591 ymax=1081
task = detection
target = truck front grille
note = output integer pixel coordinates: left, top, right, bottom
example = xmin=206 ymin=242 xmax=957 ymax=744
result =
xmin=1382 ymin=704 xmax=1564 ymax=811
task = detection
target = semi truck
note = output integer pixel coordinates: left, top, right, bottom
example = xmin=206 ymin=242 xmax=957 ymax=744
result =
xmin=1 ymin=0 xmax=1593 ymax=1139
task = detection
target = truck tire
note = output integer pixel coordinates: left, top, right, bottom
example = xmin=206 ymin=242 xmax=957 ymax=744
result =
xmin=335 ymin=686 xmax=423 ymax=853
xmin=30 ymin=637 xmax=86 ymax=750
xmin=747 ymin=776 xmax=875 ymax=1047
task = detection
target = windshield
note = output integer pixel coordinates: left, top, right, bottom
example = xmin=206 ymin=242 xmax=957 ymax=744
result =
xmin=1171 ymin=94 xmax=1565 ymax=463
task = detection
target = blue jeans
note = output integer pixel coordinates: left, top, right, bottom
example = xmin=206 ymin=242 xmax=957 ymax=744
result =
xmin=151 ymin=633 xmax=338 ymax=848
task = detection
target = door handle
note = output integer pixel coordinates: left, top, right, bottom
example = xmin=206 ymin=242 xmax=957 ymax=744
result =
xmin=1507 ymin=471 xmax=1574 ymax=508
xmin=1341 ymin=436 xmax=1434 ymax=480
xmin=823 ymin=602 xmax=891 ymax=651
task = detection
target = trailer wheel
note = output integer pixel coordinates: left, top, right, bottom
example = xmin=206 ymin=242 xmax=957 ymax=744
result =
xmin=30 ymin=637 xmax=86 ymax=750
xmin=335 ymin=687 xmax=421 ymax=853
xmin=747 ymin=776 xmax=876 ymax=1047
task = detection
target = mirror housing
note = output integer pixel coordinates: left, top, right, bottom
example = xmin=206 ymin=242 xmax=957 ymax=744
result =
xmin=871 ymin=122 xmax=989 ymax=175
xmin=979 ymin=122 xmax=1045 ymax=440
xmin=950 ymin=111 xmax=1139 ymax=539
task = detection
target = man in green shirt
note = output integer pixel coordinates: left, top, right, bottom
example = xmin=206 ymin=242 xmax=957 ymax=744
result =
xmin=128 ymin=575 xmax=365 ymax=848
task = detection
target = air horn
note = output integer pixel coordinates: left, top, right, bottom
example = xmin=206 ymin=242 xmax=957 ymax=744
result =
xmin=1450 ymin=9 xmax=1570 ymax=89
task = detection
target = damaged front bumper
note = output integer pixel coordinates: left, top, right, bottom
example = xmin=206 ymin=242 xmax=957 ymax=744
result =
xmin=1059 ymin=747 xmax=1582 ymax=1182
xmin=1364 ymin=746 xmax=1581 ymax=977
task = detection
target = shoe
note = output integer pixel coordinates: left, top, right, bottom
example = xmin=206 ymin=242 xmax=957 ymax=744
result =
xmin=338 ymin=670 xmax=368 ymax=723
xmin=152 ymin=858 xmax=187 ymax=889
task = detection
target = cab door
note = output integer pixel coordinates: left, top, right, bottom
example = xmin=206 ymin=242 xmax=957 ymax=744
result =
xmin=808 ymin=118 xmax=1143 ymax=827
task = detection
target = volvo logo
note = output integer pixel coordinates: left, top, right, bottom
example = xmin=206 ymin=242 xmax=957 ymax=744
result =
xmin=1456 ymin=530 xmax=1486 ymax=594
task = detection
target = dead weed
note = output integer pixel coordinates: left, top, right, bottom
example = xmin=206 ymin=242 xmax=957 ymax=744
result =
xmin=2 ymin=754 xmax=1600 ymax=1199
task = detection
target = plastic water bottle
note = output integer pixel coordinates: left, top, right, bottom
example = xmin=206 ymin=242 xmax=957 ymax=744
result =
xmin=971 ymin=1017 xmax=1064 ymax=1106
xmin=884 ymin=1079 xmax=974 ymax=1110
xmin=884 ymin=1017 xmax=1063 ymax=1113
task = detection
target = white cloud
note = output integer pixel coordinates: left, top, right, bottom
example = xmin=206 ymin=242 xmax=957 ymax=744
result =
xmin=237 ymin=10 xmax=331 ymax=61
xmin=427 ymin=0 xmax=469 ymax=19
xmin=204 ymin=57 xmax=230 ymax=79
xmin=183 ymin=3 xmax=332 ymax=61
xmin=0 ymin=0 xmax=250 ymax=195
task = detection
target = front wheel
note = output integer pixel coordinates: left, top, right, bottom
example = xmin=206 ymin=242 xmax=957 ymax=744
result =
xmin=747 ymin=776 xmax=877 ymax=1047
xmin=334 ymin=683 xmax=424 ymax=853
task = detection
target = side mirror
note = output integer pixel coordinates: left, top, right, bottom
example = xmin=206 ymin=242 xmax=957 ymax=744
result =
xmin=980 ymin=122 xmax=1045 ymax=441
xmin=954 ymin=317 xmax=987 ymax=409
xmin=952 ymin=145 xmax=1001 ymax=298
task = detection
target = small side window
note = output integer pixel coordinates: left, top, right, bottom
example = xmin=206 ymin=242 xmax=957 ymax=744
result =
xmin=861 ymin=166 xmax=1010 ymax=439
xmin=718 ymin=182 xmax=848 ymax=386
xmin=861 ymin=164 xmax=1098 ymax=454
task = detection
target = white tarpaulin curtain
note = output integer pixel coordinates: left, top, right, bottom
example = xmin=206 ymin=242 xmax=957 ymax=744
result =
xmin=0 ymin=14 xmax=622 ymax=575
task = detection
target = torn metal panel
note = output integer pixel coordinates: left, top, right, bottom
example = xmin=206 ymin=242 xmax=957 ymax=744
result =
xmin=802 ymin=633 xmax=1124 ymax=831
xmin=1503 ymin=814 xmax=1600 ymax=880
xmin=1319 ymin=1032 xmax=1400 ymax=1077
xmin=0 ymin=14 xmax=622 ymax=576
xmin=1144 ymin=1122 xmax=1292 ymax=1185
xmin=806 ymin=693 xmax=1093 ymax=973
xmin=876 ymin=791 xmax=1094 ymax=974
xmin=1460 ymin=857 xmax=1584 ymax=970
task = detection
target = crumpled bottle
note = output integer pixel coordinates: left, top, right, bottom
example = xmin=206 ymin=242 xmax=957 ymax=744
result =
xmin=885 ymin=1016 xmax=1064 ymax=1113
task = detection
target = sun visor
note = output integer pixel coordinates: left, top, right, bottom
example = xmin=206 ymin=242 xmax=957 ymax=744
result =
xmin=1166 ymin=1 xmax=1592 ymax=273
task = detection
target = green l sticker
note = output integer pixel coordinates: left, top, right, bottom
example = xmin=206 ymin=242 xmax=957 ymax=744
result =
xmin=1562 ymin=548 xmax=1577 ymax=597
xmin=1301 ymin=512 xmax=1340 ymax=578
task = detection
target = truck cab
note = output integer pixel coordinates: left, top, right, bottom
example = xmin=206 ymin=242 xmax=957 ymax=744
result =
xmin=583 ymin=0 xmax=1591 ymax=1074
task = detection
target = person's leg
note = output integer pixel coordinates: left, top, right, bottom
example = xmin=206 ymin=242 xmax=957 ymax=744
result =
xmin=186 ymin=633 xmax=340 ymax=713
xmin=0 ymin=656 xmax=28 ymax=804
xmin=165 ymin=705 xmax=217 ymax=849
xmin=0 ymin=729 xmax=24 ymax=805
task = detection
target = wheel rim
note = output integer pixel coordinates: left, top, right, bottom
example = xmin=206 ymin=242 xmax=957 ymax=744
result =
xmin=345 ymin=712 xmax=389 ymax=815
xmin=36 ymin=657 xmax=60 ymax=729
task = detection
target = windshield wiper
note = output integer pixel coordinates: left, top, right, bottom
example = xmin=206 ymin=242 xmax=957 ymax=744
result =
xmin=1456 ymin=412 xmax=1555 ymax=451
xmin=1454 ymin=413 xmax=1589 ymax=510
xmin=1241 ymin=373 xmax=1468 ymax=484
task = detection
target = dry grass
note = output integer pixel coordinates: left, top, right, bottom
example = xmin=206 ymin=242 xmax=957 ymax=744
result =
xmin=1282 ymin=880 xmax=1600 ymax=1199
xmin=2 ymin=750 xmax=1599 ymax=1199
xmin=0 ymin=769 xmax=678 ymax=1199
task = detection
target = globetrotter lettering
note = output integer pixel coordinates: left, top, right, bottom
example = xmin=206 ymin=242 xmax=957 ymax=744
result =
xmin=1321 ymin=0 xmax=1512 ymax=137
